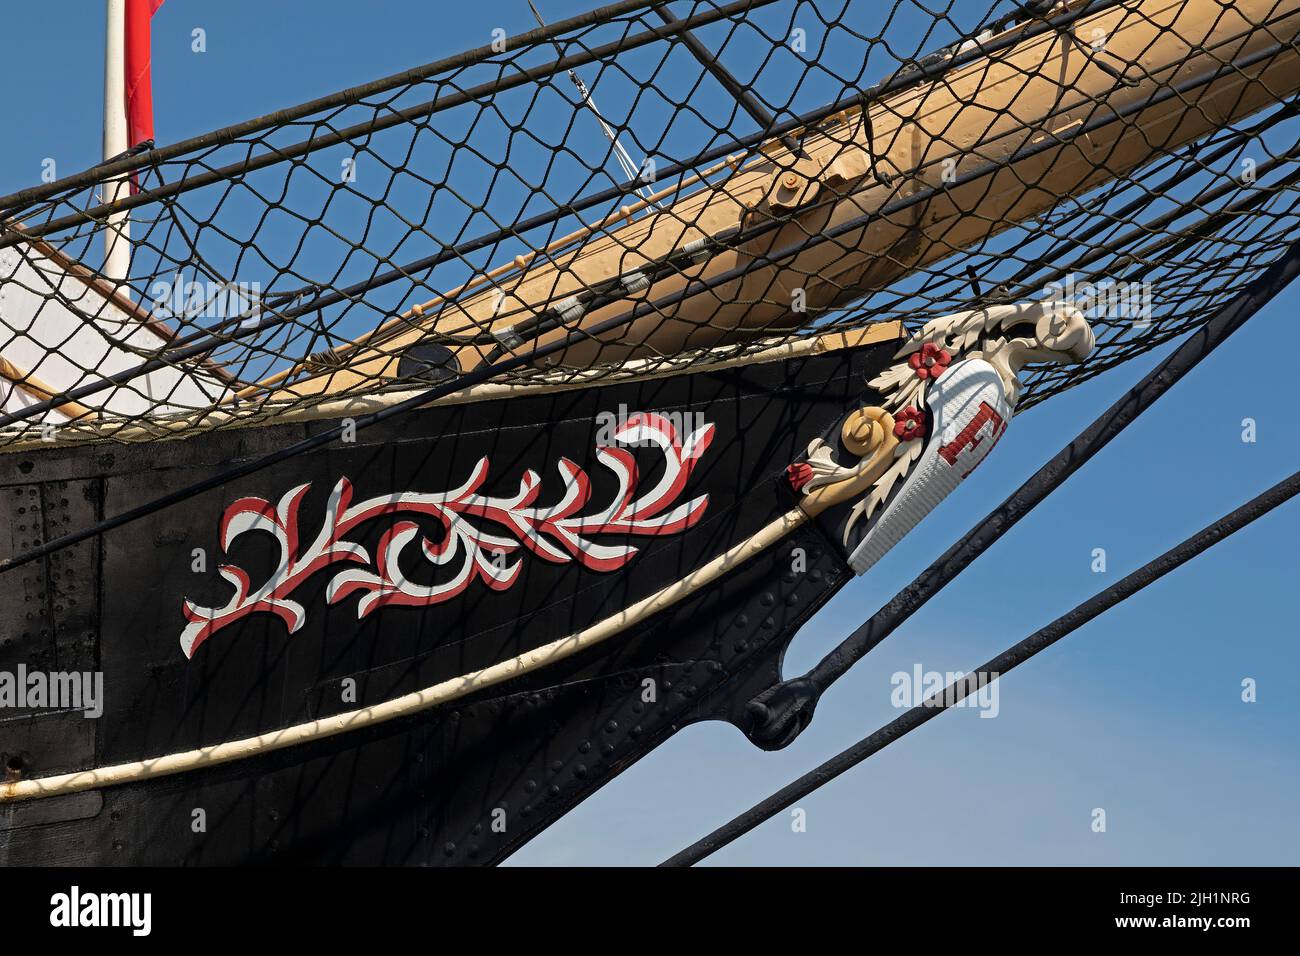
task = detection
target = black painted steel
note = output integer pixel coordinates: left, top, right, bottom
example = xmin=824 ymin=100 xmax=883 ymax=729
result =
xmin=0 ymin=337 xmax=894 ymax=865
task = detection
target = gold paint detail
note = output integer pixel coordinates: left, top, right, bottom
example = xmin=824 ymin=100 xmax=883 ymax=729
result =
xmin=796 ymin=407 xmax=899 ymax=518
xmin=841 ymin=406 xmax=888 ymax=457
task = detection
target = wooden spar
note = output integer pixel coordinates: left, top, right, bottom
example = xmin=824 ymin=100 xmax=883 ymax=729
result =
xmin=232 ymin=153 xmax=738 ymax=403
xmin=0 ymin=356 xmax=97 ymax=423
xmin=250 ymin=0 xmax=1300 ymax=403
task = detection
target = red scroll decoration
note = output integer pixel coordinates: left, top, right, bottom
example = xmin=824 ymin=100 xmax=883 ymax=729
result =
xmin=180 ymin=413 xmax=714 ymax=657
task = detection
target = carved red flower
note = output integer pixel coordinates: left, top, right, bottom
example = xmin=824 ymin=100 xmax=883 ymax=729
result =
xmin=908 ymin=342 xmax=951 ymax=380
xmin=893 ymin=406 xmax=926 ymax=441
xmin=786 ymin=462 xmax=815 ymax=492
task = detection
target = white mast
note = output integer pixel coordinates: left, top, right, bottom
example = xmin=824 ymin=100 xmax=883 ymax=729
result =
xmin=102 ymin=0 xmax=131 ymax=297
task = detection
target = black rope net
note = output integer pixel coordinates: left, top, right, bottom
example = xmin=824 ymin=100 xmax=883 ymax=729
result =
xmin=0 ymin=0 xmax=1298 ymax=450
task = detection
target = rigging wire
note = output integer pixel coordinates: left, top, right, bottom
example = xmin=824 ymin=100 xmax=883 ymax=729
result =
xmin=0 ymin=0 xmax=677 ymax=221
xmin=526 ymin=0 xmax=659 ymax=208
xmin=664 ymin=466 xmax=1300 ymax=866
xmin=0 ymin=187 xmax=939 ymax=572
xmin=3 ymin=0 xmax=1201 ymax=436
xmin=0 ymin=0 xmax=777 ymax=247
xmin=0 ymin=0 xmax=1121 ymax=248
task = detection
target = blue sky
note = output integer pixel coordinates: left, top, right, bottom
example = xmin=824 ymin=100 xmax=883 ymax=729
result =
xmin=2 ymin=1 xmax=1295 ymax=865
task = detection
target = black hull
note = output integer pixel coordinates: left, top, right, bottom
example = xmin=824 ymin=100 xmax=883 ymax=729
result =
xmin=0 ymin=337 xmax=897 ymax=865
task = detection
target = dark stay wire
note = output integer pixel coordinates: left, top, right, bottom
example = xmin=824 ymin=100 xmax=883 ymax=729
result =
xmin=664 ymin=466 xmax=1300 ymax=866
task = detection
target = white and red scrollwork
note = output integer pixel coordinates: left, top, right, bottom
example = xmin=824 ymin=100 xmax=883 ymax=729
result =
xmin=784 ymin=300 xmax=1095 ymax=573
xmin=179 ymin=413 xmax=714 ymax=657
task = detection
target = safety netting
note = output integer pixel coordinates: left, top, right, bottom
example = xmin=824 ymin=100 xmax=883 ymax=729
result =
xmin=1 ymin=0 xmax=1298 ymax=449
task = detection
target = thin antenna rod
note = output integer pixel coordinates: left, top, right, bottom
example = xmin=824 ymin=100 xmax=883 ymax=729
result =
xmin=526 ymin=0 xmax=657 ymax=206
